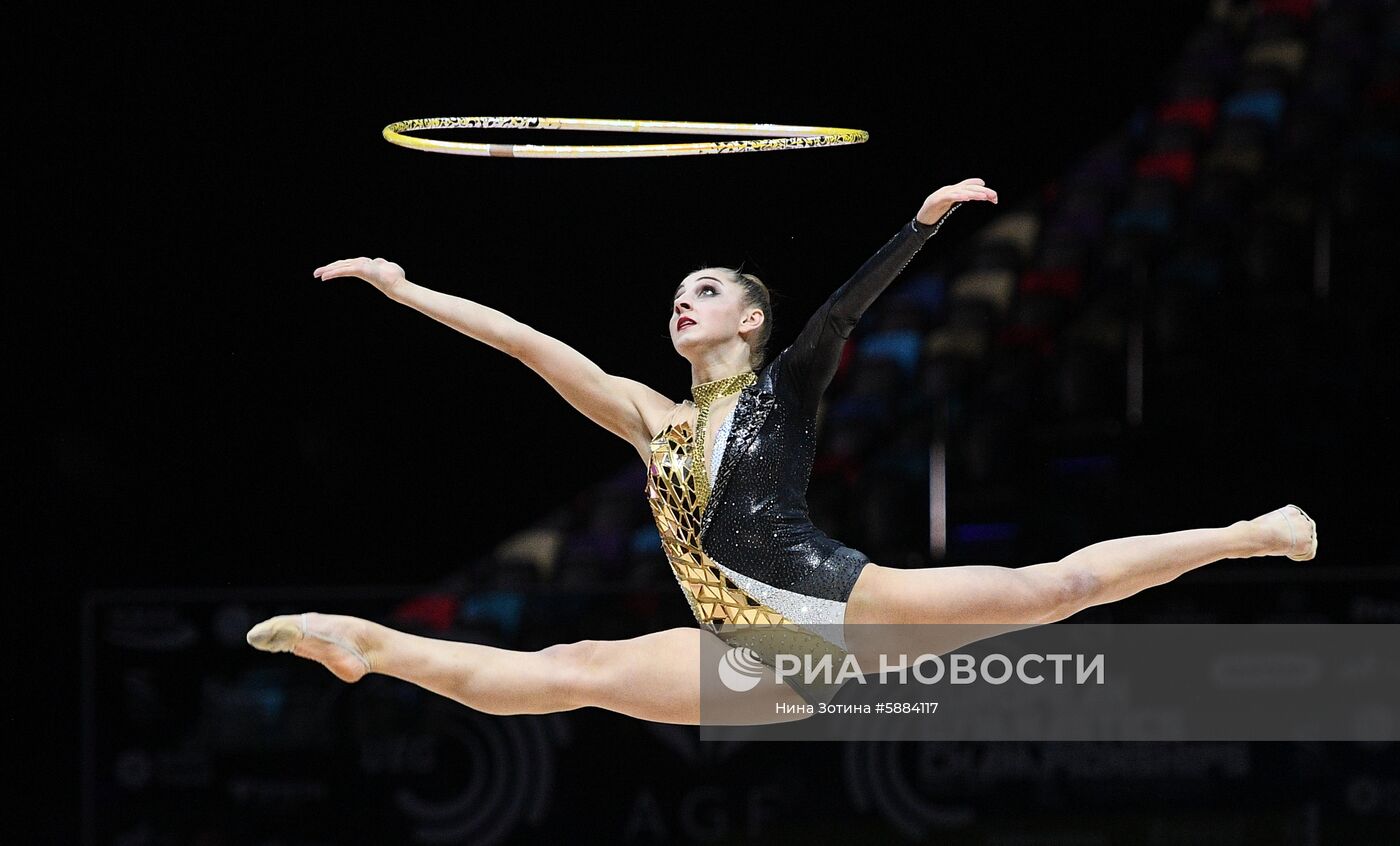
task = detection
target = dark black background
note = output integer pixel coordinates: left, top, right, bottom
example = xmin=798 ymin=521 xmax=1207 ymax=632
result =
xmin=36 ymin=2 xmax=1397 ymax=840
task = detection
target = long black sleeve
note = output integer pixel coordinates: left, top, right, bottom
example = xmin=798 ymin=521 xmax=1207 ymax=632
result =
xmin=778 ymin=203 xmax=962 ymax=413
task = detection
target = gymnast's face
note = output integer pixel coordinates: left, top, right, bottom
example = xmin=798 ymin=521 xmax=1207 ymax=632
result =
xmin=670 ymin=269 xmax=762 ymax=356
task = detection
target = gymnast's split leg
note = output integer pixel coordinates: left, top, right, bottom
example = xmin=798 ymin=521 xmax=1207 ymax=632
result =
xmin=246 ymin=614 xmax=813 ymax=726
xmin=842 ymin=504 xmax=1319 ymax=662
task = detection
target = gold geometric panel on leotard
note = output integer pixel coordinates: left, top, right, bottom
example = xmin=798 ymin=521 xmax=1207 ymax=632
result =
xmin=645 ymin=420 xmax=793 ymax=628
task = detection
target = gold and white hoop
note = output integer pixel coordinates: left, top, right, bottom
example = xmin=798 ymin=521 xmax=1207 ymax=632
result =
xmin=381 ymin=116 xmax=869 ymax=159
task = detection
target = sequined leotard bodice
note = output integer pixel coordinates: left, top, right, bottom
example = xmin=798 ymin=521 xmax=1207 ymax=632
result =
xmin=643 ymin=209 xmax=961 ymax=704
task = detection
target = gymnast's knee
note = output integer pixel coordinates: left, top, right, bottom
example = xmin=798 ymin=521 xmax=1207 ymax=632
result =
xmin=536 ymin=639 xmax=602 ymax=707
xmin=1043 ymin=563 xmax=1101 ymax=622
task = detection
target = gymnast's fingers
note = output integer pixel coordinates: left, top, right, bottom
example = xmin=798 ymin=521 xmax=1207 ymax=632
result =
xmin=320 ymin=266 xmax=370 ymax=281
xmin=952 ymin=189 xmax=996 ymax=204
xmin=314 ymin=258 xmax=354 ymax=272
xmin=314 ymin=258 xmax=365 ymax=278
xmin=316 ymin=262 xmax=360 ymax=280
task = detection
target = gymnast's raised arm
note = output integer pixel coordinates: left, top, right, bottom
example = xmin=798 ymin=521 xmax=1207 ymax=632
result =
xmin=313 ymin=257 xmax=674 ymax=460
xmin=779 ymin=178 xmax=998 ymax=413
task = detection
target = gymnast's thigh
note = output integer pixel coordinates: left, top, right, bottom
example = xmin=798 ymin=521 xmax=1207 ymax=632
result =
xmin=582 ymin=626 xmax=813 ymax=726
xmin=843 ymin=562 xmax=1048 ymax=666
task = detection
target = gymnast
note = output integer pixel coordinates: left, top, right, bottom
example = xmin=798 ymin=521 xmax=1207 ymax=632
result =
xmin=248 ymin=177 xmax=1317 ymax=724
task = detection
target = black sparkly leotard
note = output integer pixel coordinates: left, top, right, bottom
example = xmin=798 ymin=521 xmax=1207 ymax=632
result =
xmin=644 ymin=207 xmax=961 ymax=705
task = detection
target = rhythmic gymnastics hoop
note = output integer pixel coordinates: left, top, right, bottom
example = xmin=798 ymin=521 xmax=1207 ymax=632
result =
xmin=381 ymin=116 xmax=869 ymax=159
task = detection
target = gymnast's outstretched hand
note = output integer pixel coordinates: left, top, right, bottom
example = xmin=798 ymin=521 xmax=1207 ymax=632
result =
xmin=313 ymin=256 xmax=408 ymax=297
xmin=917 ymin=177 xmax=998 ymax=225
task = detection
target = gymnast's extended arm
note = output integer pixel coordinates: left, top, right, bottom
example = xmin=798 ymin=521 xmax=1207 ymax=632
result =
xmin=780 ymin=178 xmax=997 ymax=411
xmin=312 ymin=257 xmax=673 ymax=457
